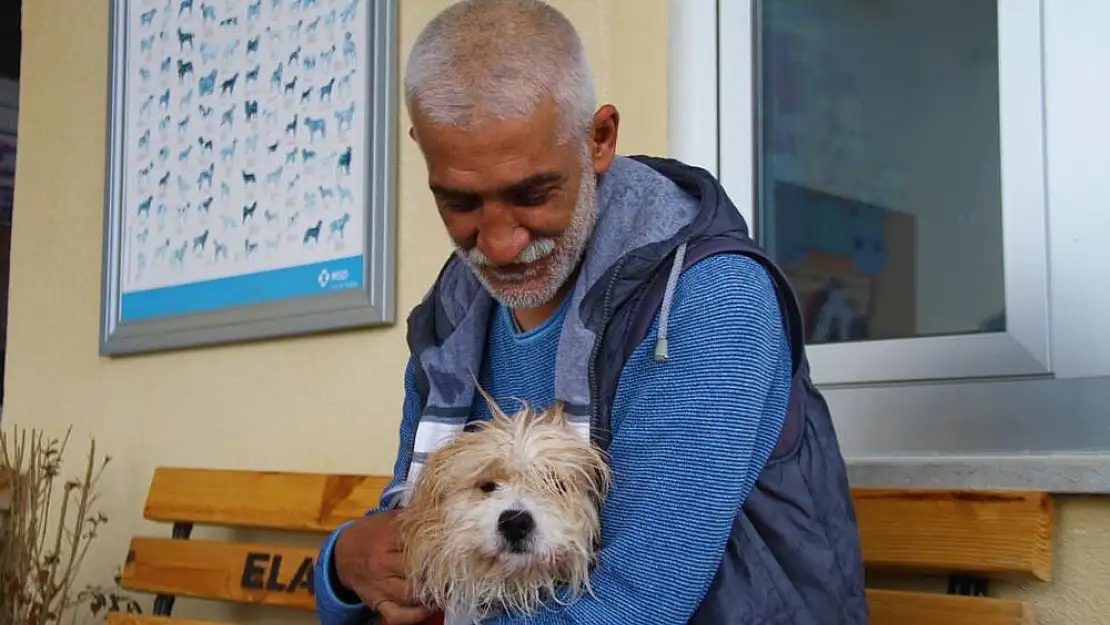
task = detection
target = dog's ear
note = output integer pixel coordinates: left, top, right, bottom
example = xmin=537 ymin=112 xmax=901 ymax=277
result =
xmin=471 ymin=373 xmax=510 ymax=421
xmin=544 ymin=400 xmax=568 ymax=426
xmin=586 ymin=447 xmax=613 ymax=501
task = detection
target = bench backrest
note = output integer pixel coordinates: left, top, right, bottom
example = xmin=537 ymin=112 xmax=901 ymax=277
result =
xmin=119 ymin=468 xmax=1054 ymax=624
xmin=855 ymin=488 xmax=1052 ymax=625
xmin=122 ymin=468 xmax=389 ymax=614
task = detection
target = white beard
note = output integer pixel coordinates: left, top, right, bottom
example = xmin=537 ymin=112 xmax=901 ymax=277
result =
xmin=456 ymin=147 xmax=598 ymax=309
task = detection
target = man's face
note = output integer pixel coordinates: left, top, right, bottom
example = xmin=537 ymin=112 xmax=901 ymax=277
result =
xmin=410 ymin=100 xmax=616 ymax=309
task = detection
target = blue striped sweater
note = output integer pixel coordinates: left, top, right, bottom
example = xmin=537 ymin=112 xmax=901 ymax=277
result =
xmin=315 ymin=252 xmax=792 ymax=624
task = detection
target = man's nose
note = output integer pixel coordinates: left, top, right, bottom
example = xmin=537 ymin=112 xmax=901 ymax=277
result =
xmin=477 ymin=223 xmax=531 ymax=266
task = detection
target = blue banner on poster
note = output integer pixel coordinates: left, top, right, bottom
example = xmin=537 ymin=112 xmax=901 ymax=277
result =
xmin=120 ymin=254 xmax=363 ymax=321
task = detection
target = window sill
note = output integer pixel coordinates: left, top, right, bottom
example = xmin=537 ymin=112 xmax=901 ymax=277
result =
xmin=847 ymin=453 xmax=1110 ymax=494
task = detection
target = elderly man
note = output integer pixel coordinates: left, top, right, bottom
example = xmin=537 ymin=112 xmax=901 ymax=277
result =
xmin=314 ymin=1 xmax=868 ymax=623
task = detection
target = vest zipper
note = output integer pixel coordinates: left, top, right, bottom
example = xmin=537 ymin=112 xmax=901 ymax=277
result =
xmin=588 ymin=256 xmax=627 ymax=451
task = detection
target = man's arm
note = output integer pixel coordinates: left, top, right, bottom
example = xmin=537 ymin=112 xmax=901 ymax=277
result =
xmin=488 ymin=252 xmax=793 ymax=624
xmin=315 ymin=356 xmax=425 ymax=625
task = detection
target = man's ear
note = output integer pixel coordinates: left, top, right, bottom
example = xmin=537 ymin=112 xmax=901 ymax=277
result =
xmin=588 ymin=104 xmax=620 ymax=175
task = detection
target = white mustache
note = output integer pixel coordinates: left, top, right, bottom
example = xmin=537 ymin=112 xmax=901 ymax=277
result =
xmin=466 ymin=237 xmax=557 ymax=267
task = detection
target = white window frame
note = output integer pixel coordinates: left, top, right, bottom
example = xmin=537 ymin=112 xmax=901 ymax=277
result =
xmin=671 ymin=0 xmax=1052 ymax=387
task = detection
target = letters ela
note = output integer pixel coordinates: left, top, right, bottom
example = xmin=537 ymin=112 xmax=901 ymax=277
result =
xmin=240 ymin=551 xmax=314 ymax=595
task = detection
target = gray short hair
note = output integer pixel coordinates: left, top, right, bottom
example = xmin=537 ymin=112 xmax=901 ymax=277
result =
xmin=404 ymin=0 xmax=597 ymax=146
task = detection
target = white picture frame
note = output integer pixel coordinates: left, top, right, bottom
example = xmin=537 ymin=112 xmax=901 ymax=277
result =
xmin=99 ymin=0 xmax=399 ymax=356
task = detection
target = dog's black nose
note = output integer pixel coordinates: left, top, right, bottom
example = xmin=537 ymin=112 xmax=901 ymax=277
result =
xmin=497 ymin=509 xmax=535 ymax=545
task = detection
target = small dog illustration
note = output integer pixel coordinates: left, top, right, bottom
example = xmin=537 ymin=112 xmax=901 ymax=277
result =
xmin=220 ymin=72 xmax=240 ymax=95
xmin=304 ymin=116 xmax=326 ymax=140
xmin=192 ymin=229 xmax=210 ymax=252
xmin=319 ymin=77 xmax=335 ymax=102
xmin=170 ymin=241 xmax=188 ymax=267
xmin=136 ymin=195 xmax=153 ymax=217
xmin=302 ymin=220 xmax=322 ymax=245
xmin=176 ymin=27 xmax=194 ymax=50
xmin=270 ymin=62 xmax=285 ymax=91
xmin=336 ymin=184 xmax=353 ymax=204
xmin=329 ymin=212 xmax=350 ymax=239
xmin=199 ymin=69 xmax=218 ymax=96
xmin=336 ymin=146 xmax=352 ymax=174
xmin=266 ymin=165 xmax=284 ymax=187
xmin=334 ymin=102 xmax=355 ymax=132
xmin=397 ymin=389 xmax=610 ymax=624
xmin=176 ymin=59 xmax=194 ymax=82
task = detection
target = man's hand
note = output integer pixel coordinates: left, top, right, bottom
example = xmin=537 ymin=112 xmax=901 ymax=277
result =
xmin=333 ymin=510 xmax=434 ymax=625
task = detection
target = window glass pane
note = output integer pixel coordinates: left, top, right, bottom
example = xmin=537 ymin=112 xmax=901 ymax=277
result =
xmin=756 ymin=0 xmax=1005 ymax=345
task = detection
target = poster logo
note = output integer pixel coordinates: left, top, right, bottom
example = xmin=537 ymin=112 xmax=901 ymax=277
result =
xmin=317 ymin=266 xmax=351 ymax=289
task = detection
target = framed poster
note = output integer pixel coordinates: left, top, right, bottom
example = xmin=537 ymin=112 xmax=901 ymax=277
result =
xmin=99 ymin=0 xmax=398 ymax=356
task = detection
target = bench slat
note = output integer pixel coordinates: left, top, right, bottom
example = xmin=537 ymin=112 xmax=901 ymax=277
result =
xmin=143 ymin=467 xmax=389 ymax=532
xmin=121 ymin=537 xmax=316 ymax=610
xmin=866 ymin=589 xmax=1037 ymax=625
xmin=854 ymin=488 xmax=1054 ymax=580
xmin=107 ymin=614 xmax=233 ymax=625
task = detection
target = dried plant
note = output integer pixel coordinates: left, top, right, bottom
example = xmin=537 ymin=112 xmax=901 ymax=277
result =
xmin=77 ymin=568 xmax=143 ymax=620
xmin=0 ymin=425 xmax=143 ymax=625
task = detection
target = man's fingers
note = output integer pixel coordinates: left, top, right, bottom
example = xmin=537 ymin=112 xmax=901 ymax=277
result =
xmin=374 ymin=575 xmax=420 ymax=606
xmin=377 ymin=600 xmax=434 ymax=625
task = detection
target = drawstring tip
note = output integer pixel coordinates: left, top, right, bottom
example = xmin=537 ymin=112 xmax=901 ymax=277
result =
xmin=654 ymin=338 xmax=669 ymax=362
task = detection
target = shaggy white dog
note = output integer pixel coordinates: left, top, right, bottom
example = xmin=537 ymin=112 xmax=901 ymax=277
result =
xmin=396 ymin=390 xmax=611 ymax=625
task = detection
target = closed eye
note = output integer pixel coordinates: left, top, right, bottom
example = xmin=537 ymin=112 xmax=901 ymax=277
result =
xmin=438 ymin=196 xmax=481 ymax=214
xmin=510 ymin=190 xmax=555 ymax=208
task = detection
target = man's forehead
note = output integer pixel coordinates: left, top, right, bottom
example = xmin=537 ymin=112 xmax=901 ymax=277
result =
xmin=412 ymin=101 xmax=576 ymax=195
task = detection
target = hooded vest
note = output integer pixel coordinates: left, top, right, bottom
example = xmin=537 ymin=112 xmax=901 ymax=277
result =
xmin=399 ymin=155 xmax=870 ymax=624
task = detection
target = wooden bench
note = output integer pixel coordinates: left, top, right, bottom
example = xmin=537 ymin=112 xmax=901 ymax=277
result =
xmin=110 ymin=467 xmax=1054 ymax=624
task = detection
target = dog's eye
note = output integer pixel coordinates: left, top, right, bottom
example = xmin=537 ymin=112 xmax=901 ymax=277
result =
xmin=479 ymin=481 xmax=498 ymax=494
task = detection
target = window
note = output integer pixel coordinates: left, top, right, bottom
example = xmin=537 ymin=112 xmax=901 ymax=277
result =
xmin=670 ymin=0 xmax=1110 ymax=470
xmin=691 ymin=0 xmax=1051 ymax=386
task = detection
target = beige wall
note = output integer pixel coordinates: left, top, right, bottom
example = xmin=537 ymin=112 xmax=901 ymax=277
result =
xmin=4 ymin=0 xmax=1109 ymax=624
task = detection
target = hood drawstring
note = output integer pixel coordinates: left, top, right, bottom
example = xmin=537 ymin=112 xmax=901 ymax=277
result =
xmin=654 ymin=242 xmax=688 ymax=362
